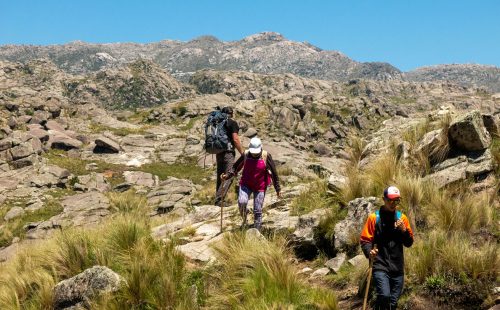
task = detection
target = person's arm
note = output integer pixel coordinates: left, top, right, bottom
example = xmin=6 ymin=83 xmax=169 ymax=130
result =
xmin=360 ymin=214 xmax=377 ymax=258
xmin=224 ymin=153 xmax=245 ymax=179
xmin=398 ymin=215 xmax=414 ymax=247
xmin=266 ymin=153 xmax=281 ymax=195
xmin=232 ymin=132 xmax=244 ymax=155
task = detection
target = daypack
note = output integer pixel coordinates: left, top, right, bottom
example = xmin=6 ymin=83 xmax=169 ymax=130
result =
xmin=204 ymin=110 xmax=232 ymax=154
xmin=375 ymin=210 xmax=402 ymax=225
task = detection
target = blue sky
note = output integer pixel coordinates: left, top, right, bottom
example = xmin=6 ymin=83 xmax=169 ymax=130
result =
xmin=1 ymin=0 xmax=499 ymax=71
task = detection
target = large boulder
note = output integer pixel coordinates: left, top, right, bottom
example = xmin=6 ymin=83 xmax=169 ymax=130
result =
xmin=26 ymin=192 xmax=110 ymax=239
xmin=147 ymin=177 xmax=195 ymax=215
xmin=123 ymin=171 xmax=157 ymax=188
xmin=289 ymin=208 xmax=329 ymax=260
xmin=334 ymin=197 xmax=378 ymax=251
xmin=53 ymin=266 xmax=124 ymax=310
xmin=94 ymin=136 xmax=120 ymax=153
xmin=482 ymin=114 xmax=499 ymax=137
xmin=448 ymin=110 xmax=491 ymax=151
xmin=47 ymin=130 xmax=83 ymax=150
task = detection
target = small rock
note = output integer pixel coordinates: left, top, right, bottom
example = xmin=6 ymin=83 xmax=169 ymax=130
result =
xmin=310 ymin=267 xmax=330 ymax=279
xmin=4 ymin=207 xmax=25 ymax=221
xmin=348 ymin=254 xmax=366 ymax=268
xmin=53 ymin=266 xmax=124 ymax=310
xmin=244 ymin=128 xmax=258 ymax=138
xmin=298 ymin=267 xmax=313 ymax=274
xmin=325 ymin=253 xmax=347 ymax=274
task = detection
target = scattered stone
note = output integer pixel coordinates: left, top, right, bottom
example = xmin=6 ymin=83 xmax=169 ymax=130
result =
xmin=325 ymin=253 xmax=347 ymax=274
xmin=298 ymin=267 xmax=313 ymax=274
xmin=244 ymin=127 xmax=258 ymax=138
xmin=94 ymin=136 xmax=120 ymax=153
xmin=4 ymin=207 xmax=25 ymax=221
xmin=347 ymin=254 xmax=366 ymax=268
xmin=310 ymin=267 xmax=330 ymax=279
xmin=328 ymin=174 xmax=346 ymax=192
xmin=123 ymin=171 xmax=156 ymax=188
xmin=53 ymin=266 xmax=124 ymax=310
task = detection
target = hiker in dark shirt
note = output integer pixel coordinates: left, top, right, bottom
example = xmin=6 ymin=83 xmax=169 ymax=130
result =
xmin=360 ymin=186 xmax=414 ymax=310
xmin=216 ymin=107 xmax=243 ymax=193
xmin=222 ymin=137 xmax=281 ymax=230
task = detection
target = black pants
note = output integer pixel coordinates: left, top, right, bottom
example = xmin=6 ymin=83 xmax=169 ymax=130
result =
xmin=216 ymin=151 xmax=235 ymax=192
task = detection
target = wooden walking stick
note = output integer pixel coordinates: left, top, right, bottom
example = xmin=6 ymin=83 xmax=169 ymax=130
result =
xmin=363 ymin=244 xmax=377 ymax=310
xmin=220 ymin=199 xmax=224 ymax=233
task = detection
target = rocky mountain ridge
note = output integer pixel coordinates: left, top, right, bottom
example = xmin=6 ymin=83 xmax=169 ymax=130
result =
xmin=2 ymin=32 xmax=499 ymax=92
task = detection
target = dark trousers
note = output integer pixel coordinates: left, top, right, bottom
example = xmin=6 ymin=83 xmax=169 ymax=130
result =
xmin=372 ymin=271 xmax=404 ymax=310
xmin=216 ymin=151 xmax=235 ymax=192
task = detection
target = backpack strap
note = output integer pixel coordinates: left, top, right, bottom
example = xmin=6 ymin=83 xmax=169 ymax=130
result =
xmin=375 ymin=210 xmax=402 ymax=225
xmin=261 ymin=150 xmax=268 ymax=167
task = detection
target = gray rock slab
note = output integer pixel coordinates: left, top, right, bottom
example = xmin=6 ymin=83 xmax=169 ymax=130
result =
xmin=4 ymin=206 xmax=25 ymax=221
xmin=53 ymin=266 xmax=124 ymax=310
xmin=310 ymin=267 xmax=330 ymax=279
xmin=334 ymin=197 xmax=378 ymax=250
xmin=94 ymin=136 xmax=120 ymax=153
xmin=325 ymin=253 xmax=347 ymax=274
xmin=123 ymin=171 xmax=156 ymax=188
xmin=449 ymin=110 xmax=491 ymax=151
xmin=348 ymin=254 xmax=367 ymax=268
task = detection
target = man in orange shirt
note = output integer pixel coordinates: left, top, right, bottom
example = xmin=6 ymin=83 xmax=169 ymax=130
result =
xmin=360 ymin=186 xmax=414 ymax=310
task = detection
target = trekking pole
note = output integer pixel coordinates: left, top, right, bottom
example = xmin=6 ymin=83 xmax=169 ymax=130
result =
xmin=363 ymin=244 xmax=377 ymax=310
xmin=220 ymin=199 xmax=224 ymax=233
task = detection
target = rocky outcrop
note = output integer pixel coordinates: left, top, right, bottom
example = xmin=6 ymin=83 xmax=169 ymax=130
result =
xmin=53 ymin=266 xmax=124 ymax=309
xmin=26 ymin=192 xmax=110 ymax=239
xmin=63 ymin=59 xmax=194 ymax=109
xmin=448 ymin=110 xmax=491 ymax=151
xmin=334 ymin=197 xmax=378 ymax=251
xmin=94 ymin=136 xmax=120 ymax=153
xmin=147 ymin=177 xmax=196 ymax=215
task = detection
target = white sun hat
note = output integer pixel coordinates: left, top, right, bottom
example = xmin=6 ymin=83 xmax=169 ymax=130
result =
xmin=248 ymin=137 xmax=262 ymax=154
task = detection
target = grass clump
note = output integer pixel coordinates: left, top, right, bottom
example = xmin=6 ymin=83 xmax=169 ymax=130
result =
xmin=207 ymin=232 xmax=338 ymax=309
xmin=139 ymin=157 xmax=210 ymax=184
xmin=290 ymin=179 xmax=335 ymax=215
xmin=107 ymin=190 xmax=148 ymax=214
xmin=0 ymin=214 xmax=197 ymax=309
xmin=0 ymin=198 xmax=64 ymax=247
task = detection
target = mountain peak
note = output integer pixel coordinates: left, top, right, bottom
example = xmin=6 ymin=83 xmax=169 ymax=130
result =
xmin=242 ymin=32 xmax=285 ymax=43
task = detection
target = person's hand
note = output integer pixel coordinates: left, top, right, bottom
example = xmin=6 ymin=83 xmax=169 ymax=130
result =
xmin=395 ymin=219 xmax=407 ymax=232
xmin=277 ymin=192 xmax=282 ymax=199
xmin=369 ymin=247 xmax=379 ymax=259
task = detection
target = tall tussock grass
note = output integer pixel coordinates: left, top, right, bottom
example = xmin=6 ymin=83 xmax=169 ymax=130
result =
xmin=0 ymin=214 xmax=196 ymax=309
xmin=207 ymin=232 xmax=338 ymax=309
xmin=407 ymin=230 xmax=498 ymax=284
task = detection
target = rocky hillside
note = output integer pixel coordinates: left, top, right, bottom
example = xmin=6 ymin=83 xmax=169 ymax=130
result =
xmin=407 ymin=64 xmax=500 ymax=93
xmin=0 ymin=58 xmax=498 ymax=309
xmin=0 ymin=32 xmax=403 ymax=82
xmin=2 ymin=32 xmax=500 ymax=92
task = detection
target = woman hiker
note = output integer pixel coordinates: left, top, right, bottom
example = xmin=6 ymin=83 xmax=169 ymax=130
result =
xmin=221 ymin=137 xmax=281 ymax=230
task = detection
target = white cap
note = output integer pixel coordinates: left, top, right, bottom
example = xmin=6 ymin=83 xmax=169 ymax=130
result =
xmin=248 ymin=137 xmax=262 ymax=154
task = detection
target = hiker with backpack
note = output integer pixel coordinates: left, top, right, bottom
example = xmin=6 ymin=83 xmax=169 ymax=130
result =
xmin=204 ymin=106 xmax=244 ymax=194
xmin=360 ymin=186 xmax=414 ymax=310
xmin=221 ymin=137 xmax=281 ymax=230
